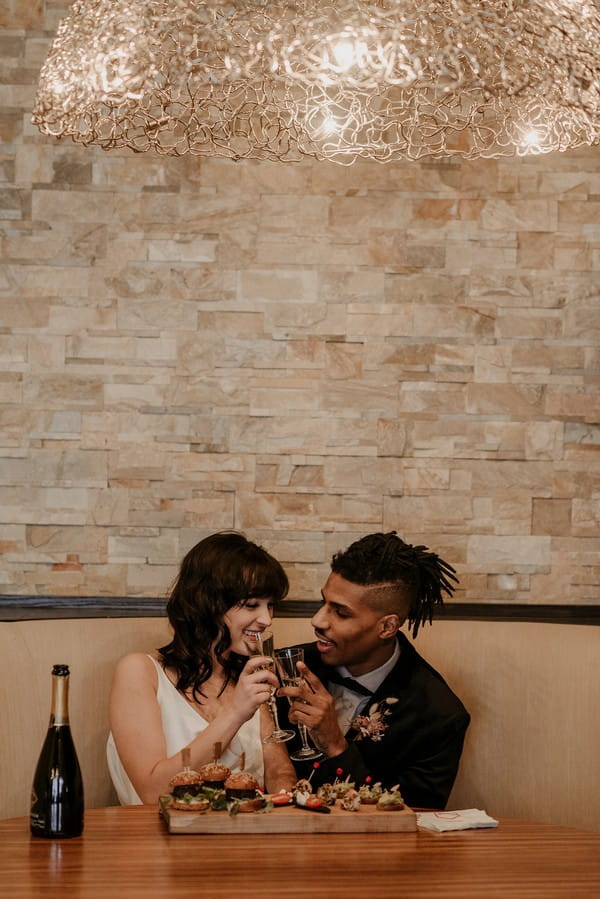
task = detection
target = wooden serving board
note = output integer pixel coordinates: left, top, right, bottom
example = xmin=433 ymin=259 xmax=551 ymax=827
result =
xmin=162 ymin=802 xmax=417 ymax=834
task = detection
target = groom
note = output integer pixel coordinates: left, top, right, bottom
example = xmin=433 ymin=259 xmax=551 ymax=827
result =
xmin=279 ymin=531 xmax=470 ymax=809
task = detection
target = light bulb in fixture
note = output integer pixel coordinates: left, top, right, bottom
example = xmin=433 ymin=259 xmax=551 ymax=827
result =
xmin=330 ymin=38 xmax=369 ymax=72
xmin=322 ymin=113 xmax=340 ymax=135
xmin=520 ymin=127 xmax=545 ymax=153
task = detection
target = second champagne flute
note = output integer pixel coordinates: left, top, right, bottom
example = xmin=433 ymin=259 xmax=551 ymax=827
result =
xmin=243 ymin=631 xmax=295 ymax=743
xmin=274 ymin=647 xmax=323 ymax=762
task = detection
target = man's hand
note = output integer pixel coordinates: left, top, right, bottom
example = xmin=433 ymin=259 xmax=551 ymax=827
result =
xmin=278 ymin=661 xmax=348 ymax=759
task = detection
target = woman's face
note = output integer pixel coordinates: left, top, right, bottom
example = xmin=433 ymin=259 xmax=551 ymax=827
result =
xmin=223 ymin=597 xmax=274 ymax=655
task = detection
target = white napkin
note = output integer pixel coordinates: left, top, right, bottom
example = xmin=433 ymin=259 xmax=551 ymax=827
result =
xmin=417 ymin=808 xmax=499 ymax=832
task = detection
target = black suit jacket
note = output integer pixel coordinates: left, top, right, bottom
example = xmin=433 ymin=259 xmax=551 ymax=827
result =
xmin=279 ymin=633 xmax=470 ymax=810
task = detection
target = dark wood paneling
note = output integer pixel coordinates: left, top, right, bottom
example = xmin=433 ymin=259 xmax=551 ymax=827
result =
xmin=0 ymin=595 xmax=598 ymax=624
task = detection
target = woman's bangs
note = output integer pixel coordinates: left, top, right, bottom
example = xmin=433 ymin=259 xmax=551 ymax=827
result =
xmin=242 ymin=561 xmax=288 ymax=604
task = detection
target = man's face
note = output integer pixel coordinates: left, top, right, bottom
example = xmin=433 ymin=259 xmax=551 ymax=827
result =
xmin=310 ymin=572 xmax=393 ymax=675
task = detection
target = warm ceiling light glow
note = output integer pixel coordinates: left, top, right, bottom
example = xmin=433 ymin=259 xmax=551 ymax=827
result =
xmin=322 ymin=114 xmax=340 ymax=135
xmin=521 ymin=128 xmax=544 ymax=151
xmin=332 ymin=40 xmax=356 ymax=70
xmin=31 ymin=0 xmax=600 ymax=164
xmin=330 ymin=38 xmax=369 ymax=72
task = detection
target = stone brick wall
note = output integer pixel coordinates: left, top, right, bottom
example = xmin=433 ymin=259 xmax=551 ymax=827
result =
xmin=1 ymin=4 xmax=598 ymax=605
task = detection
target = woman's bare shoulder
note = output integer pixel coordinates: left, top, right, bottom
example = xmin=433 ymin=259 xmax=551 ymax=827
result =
xmin=113 ymin=652 xmax=160 ymax=684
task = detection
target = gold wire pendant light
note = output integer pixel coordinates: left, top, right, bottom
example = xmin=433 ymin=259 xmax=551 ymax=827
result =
xmin=32 ymin=0 xmax=600 ymax=163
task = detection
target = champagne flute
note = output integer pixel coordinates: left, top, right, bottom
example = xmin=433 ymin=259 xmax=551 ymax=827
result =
xmin=243 ymin=630 xmax=295 ymax=743
xmin=274 ymin=647 xmax=323 ymax=762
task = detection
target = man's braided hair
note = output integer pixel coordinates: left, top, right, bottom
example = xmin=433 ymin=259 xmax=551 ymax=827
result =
xmin=330 ymin=531 xmax=458 ymax=638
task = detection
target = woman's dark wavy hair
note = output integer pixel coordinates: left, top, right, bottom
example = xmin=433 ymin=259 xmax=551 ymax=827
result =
xmin=331 ymin=531 xmax=458 ymax=638
xmin=158 ymin=531 xmax=288 ymax=701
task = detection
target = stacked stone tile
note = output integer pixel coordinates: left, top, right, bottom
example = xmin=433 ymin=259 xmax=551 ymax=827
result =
xmin=0 ymin=4 xmax=598 ymax=605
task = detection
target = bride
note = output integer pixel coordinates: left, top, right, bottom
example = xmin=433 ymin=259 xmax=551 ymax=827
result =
xmin=107 ymin=531 xmax=296 ymax=804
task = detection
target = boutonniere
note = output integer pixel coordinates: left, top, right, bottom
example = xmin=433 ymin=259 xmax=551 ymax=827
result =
xmin=350 ymin=697 xmax=399 ymax=741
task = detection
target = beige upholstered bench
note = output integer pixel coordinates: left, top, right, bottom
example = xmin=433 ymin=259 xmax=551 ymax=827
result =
xmin=1 ymin=615 xmax=598 ymax=832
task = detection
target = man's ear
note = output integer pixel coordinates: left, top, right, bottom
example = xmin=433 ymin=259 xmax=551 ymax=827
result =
xmin=378 ymin=614 xmax=400 ymax=639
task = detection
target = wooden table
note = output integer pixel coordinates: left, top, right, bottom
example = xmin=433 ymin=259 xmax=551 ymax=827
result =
xmin=1 ymin=805 xmax=599 ymax=898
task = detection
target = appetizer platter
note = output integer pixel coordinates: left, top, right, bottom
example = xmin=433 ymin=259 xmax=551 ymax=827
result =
xmin=162 ymin=799 xmax=417 ymax=834
xmin=160 ymin=753 xmax=417 ymax=835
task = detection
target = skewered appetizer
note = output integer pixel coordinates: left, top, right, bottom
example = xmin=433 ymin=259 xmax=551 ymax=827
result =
xmin=358 ymin=780 xmax=383 ymax=805
xmin=340 ymin=788 xmax=361 ymax=812
xmin=332 ymin=769 xmax=355 ymax=797
xmin=376 ymin=785 xmax=405 ymax=811
xmin=291 ymin=778 xmax=312 ymax=804
xmin=291 ymin=778 xmax=330 ymax=812
xmin=316 ymin=783 xmax=337 ymax=806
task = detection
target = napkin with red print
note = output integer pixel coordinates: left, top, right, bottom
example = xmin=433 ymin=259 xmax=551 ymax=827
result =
xmin=417 ymin=809 xmax=499 ymax=832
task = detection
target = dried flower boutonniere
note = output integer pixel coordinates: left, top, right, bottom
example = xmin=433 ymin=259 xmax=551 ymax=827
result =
xmin=350 ymin=697 xmax=399 ymax=741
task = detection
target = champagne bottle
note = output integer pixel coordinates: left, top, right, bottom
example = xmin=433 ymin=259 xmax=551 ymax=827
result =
xmin=30 ymin=664 xmax=84 ymax=838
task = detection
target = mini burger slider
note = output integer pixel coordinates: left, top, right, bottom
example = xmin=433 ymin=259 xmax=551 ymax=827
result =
xmin=198 ymin=762 xmax=231 ymax=790
xmin=224 ymin=771 xmax=266 ymax=812
xmin=168 ymin=769 xmax=210 ymax=812
xmin=169 ymin=768 xmax=204 ymax=799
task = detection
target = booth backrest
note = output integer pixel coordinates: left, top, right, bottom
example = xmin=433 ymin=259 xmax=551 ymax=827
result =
xmin=1 ymin=616 xmax=598 ymax=831
xmin=414 ymin=620 xmax=599 ymax=832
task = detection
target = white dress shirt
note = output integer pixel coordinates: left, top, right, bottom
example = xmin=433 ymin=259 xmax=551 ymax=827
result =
xmin=329 ymin=640 xmax=401 ymax=736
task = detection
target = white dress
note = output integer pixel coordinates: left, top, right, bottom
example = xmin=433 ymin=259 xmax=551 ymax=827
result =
xmin=106 ymin=655 xmax=264 ymax=805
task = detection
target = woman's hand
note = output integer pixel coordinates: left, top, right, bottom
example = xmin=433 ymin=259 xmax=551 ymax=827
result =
xmin=230 ymin=656 xmax=279 ymax=722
